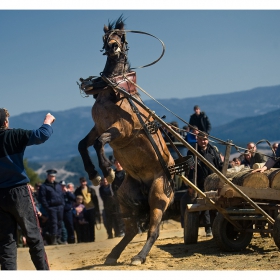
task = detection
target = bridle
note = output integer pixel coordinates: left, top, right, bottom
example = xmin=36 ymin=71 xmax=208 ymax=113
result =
xmin=101 ymin=29 xmax=128 ymax=58
xmin=101 ymin=29 xmax=166 ymax=70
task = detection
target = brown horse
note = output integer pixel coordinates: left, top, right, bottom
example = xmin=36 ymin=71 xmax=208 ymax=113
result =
xmin=78 ymin=16 xmax=176 ymax=265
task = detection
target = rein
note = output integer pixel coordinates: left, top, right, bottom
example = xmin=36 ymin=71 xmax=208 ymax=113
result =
xmin=125 ymin=30 xmax=165 ymax=70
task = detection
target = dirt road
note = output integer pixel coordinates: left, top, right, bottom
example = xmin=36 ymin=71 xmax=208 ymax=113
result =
xmin=16 ymin=220 xmax=280 ymax=271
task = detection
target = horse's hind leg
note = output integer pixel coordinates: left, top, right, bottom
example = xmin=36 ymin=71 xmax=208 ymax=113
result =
xmin=78 ymin=126 xmax=101 ymax=186
xmin=104 ymin=175 xmax=144 ymax=264
xmin=105 ymin=218 xmax=139 ymax=265
xmin=130 ymin=176 xmax=172 ymax=265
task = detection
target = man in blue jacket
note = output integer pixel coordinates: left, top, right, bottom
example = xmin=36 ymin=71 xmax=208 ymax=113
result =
xmin=0 ymin=108 xmax=55 ymax=270
xmin=38 ymin=169 xmax=65 ymax=245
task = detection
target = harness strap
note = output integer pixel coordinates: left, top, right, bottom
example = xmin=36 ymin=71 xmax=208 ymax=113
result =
xmin=160 ymin=126 xmax=183 ymax=159
xmin=126 ymin=98 xmax=173 ymax=187
xmin=101 ymin=74 xmax=175 ymax=197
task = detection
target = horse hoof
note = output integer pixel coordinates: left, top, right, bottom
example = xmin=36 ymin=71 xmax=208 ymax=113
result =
xmin=104 ymin=258 xmax=117 ymax=265
xmin=131 ymin=256 xmax=144 ymax=266
xmin=91 ymin=175 xmax=101 ymax=186
xmin=106 ymin=169 xmax=115 ymax=184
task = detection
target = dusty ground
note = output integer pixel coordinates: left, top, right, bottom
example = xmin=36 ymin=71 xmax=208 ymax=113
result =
xmin=17 ymin=220 xmax=280 ymax=271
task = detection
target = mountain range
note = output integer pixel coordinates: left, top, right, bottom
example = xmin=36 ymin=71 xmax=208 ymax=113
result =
xmin=9 ymin=84 xmax=280 ymax=162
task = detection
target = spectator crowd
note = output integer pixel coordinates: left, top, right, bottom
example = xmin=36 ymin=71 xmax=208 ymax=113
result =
xmin=17 ymin=162 xmax=126 ymax=247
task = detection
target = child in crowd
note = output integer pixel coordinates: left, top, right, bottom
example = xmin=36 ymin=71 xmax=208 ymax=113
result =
xmin=72 ymin=195 xmax=89 ymax=242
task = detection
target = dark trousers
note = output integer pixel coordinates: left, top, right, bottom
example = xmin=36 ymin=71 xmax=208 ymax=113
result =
xmin=47 ymin=205 xmax=64 ymax=238
xmin=63 ymin=210 xmax=75 ymax=242
xmin=0 ymin=185 xmax=49 ymax=270
xmin=85 ymin=208 xmax=96 ymax=242
xmin=113 ymin=198 xmax=125 ymax=236
xmin=104 ymin=206 xmax=114 ymax=237
xmin=74 ymin=221 xmax=89 ymax=243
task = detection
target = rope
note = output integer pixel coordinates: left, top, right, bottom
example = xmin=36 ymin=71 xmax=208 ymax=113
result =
xmin=124 ymin=30 xmax=165 ymax=70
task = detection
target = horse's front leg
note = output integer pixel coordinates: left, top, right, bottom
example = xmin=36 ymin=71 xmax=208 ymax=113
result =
xmin=94 ymin=128 xmax=120 ymax=183
xmin=78 ymin=126 xmax=101 ymax=186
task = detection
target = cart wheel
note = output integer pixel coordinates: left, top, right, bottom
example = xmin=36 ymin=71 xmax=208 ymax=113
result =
xmin=184 ymin=210 xmax=199 ymax=244
xmin=273 ymin=214 xmax=280 ymax=250
xmin=212 ymin=213 xmax=253 ymax=251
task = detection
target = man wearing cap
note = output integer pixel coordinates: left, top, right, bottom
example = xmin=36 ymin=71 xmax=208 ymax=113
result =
xmin=0 ymin=108 xmax=55 ymax=270
xmin=38 ymin=169 xmax=65 ymax=245
xmin=189 ymin=105 xmax=211 ymax=134
xmin=180 ymin=132 xmax=223 ymax=237
xmin=60 ymin=180 xmax=76 ymax=244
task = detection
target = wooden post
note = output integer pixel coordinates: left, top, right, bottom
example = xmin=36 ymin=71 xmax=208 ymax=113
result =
xmin=222 ymin=140 xmax=232 ymax=175
xmin=194 ymin=142 xmax=197 ymax=186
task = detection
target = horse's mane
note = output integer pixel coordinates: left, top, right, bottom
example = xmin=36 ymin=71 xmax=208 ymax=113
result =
xmin=107 ymin=15 xmax=126 ymax=30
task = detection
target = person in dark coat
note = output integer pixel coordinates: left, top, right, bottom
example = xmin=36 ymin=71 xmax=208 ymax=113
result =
xmin=74 ymin=177 xmax=101 ymax=242
xmin=38 ymin=169 xmax=65 ymax=245
xmin=99 ymin=177 xmax=116 ymax=239
xmin=189 ymin=105 xmax=211 ymax=134
xmin=241 ymin=150 xmax=251 ymax=167
xmin=180 ymin=132 xmax=223 ymax=236
xmin=246 ymin=142 xmax=267 ymax=168
xmin=111 ymin=159 xmax=126 ymax=237
xmin=0 ymin=108 xmax=55 ymax=270
xmin=60 ymin=180 xmax=76 ymax=244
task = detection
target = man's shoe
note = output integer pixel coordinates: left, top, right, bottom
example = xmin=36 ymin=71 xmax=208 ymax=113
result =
xmin=50 ymin=235 xmax=58 ymax=245
xmin=206 ymin=228 xmax=213 ymax=237
xmin=56 ymin=238 xmax=64 ymax=245
xmin=68 ymin=238 xmax=76 ymax=244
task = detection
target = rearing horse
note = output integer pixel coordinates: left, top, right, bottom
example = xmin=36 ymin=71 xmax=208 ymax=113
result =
xmin=78 ymin=16 xmax=175 ymax=265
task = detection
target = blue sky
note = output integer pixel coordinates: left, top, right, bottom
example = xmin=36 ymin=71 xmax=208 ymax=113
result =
xmin=1 ymin=4 xmax=280 ymax=117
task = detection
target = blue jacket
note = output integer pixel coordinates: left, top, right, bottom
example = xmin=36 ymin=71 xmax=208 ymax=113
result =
xmin=185 ymin=132 xmax=197 ymax=145
xmin=38 ymin=180 xmax=65 ymax=210
xmin=0 ymin=124 xmax=53 ymax=188
xmin=63 ymin=191 xmax=76 ymax=211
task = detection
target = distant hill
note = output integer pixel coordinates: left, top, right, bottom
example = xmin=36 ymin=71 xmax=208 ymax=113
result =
xmin=144 ymin=84 xmax=280 ymax=128
xmin=211 ymin=107 xmax=280 ymax=150
xmin=9 ymin=84 xmax=280 ymax=161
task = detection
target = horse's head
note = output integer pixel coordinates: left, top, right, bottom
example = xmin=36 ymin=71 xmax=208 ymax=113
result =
xmin=102 ymin=15 xmax=127 ymax=59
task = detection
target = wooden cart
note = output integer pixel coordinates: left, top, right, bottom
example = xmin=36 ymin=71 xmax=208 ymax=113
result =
xmin=182 ymin=181 xmax=280 ymax=251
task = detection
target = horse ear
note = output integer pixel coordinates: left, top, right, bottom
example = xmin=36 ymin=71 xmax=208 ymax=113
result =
xmin=116 ymin=21 xmax=125 ymax=30
xmin=104 ymin=25 xmax=109 ymax=33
